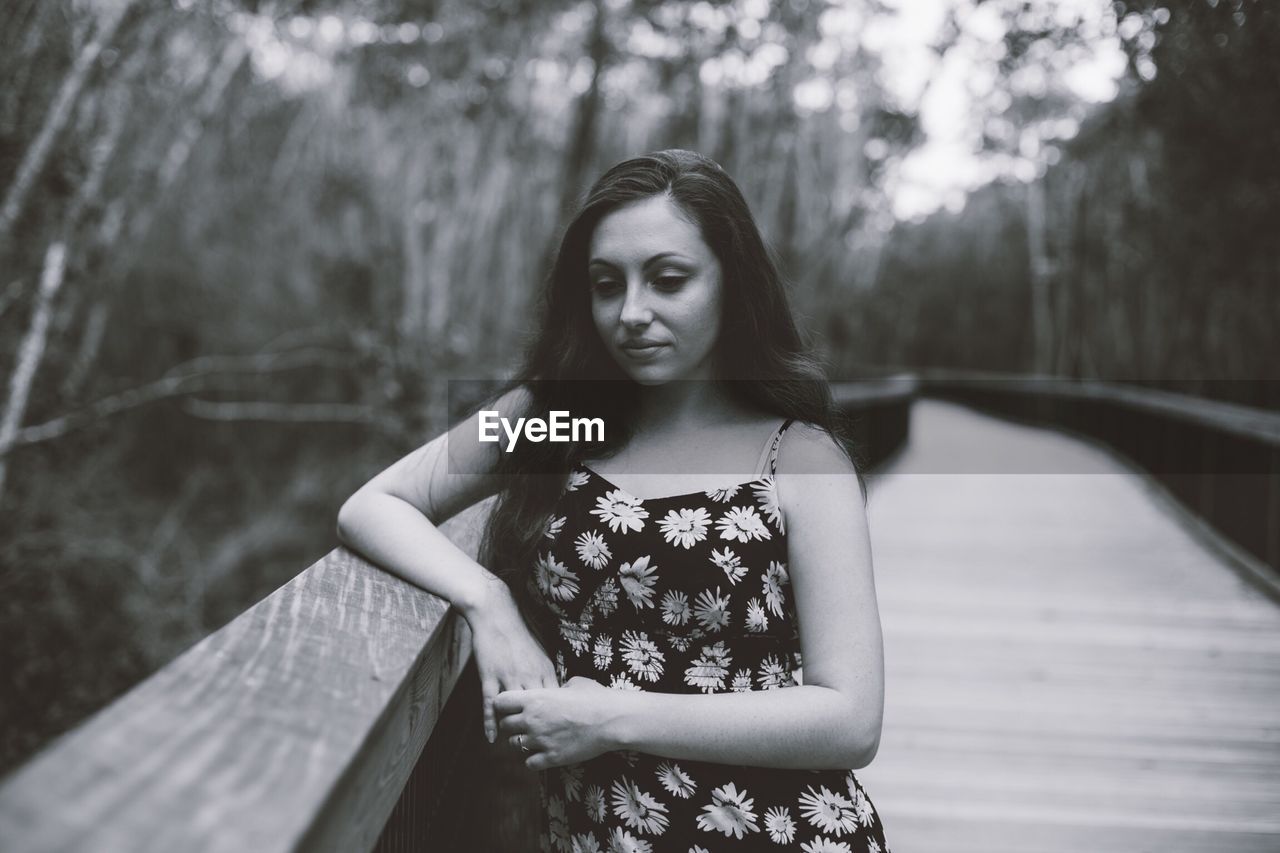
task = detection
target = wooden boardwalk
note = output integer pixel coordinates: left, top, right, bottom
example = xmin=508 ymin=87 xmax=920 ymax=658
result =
xmin=856 ymin=398 xmax=1280 ymax=853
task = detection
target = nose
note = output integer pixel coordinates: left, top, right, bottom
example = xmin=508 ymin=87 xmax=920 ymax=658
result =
xmin=618 ymin=280 xmax=652 ymax=329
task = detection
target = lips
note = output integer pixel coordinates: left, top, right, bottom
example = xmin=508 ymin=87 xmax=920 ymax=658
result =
xmin=619 ymin=340 xmax=668 ymax=360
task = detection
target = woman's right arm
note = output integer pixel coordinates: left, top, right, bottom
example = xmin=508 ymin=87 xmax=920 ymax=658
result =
xmin=335 ymin=384 xmax=555 ymax=743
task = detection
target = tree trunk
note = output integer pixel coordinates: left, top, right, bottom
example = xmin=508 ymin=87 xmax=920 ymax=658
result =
xmin=555 ymin=0 xmax=609 ymax=221
xmin=1024 ymin=178 xmax=1054 ymax=374
xmin=0 ymin=0 xmax=138 ymax=248
xmin=104 ymin=33 xmax=250 ymax=294
xmin=155 ymin=38 xmax=250 ymax=193
xmin=0 ymin=241 xmax=67 ymax=498
xmin=400 ymin=151 xmax=430 ymax=337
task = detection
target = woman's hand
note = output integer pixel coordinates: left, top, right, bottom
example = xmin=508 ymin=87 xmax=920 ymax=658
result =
xmin=494 ymin=676 xmax=624 ymax=770
xmin=461 ymin=577 xmax=558 ymax=744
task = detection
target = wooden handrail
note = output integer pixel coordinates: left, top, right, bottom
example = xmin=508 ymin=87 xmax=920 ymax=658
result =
xmin=913 ymin=368 xmax=1280 ymax=446
xmin=833 ymin=373 xmax=919 ymax=407
xmin=0 ymin=536 xmax=476 ymax=852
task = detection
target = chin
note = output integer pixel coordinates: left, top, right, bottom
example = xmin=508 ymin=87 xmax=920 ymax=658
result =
xmin=623 ymin=367 xmax=676 ymax=386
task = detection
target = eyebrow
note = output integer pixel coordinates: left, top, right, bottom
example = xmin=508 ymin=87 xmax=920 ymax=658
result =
xmin=587 ymin=252 xmax=694 ymax=270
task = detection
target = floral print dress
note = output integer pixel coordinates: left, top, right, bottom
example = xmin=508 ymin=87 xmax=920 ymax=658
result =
xmin=531 ymin=419 xmax=891 ymax=853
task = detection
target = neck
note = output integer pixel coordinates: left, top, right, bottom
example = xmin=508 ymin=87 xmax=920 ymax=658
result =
xmin=632 ymin=379 xmax=739 ymax=434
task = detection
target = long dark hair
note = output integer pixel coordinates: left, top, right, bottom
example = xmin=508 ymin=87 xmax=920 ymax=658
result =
xmin=476 ymin=149 xmax=863 ymax=643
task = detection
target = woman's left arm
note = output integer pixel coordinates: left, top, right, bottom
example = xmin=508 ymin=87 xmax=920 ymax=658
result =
xmin=496 ymin=424 xmax=885 ymax=771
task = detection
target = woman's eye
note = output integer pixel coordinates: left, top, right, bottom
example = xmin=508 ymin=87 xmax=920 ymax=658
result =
xmin=591 ymin=279 xmax=622 ymax=295
xmin=654 ymin=275 xmax=686 ymax=291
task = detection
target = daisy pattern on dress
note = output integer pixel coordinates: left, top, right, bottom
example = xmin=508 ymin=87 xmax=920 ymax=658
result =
xmin=560 ymin=619 xmax=590 ymax=656
xmin=753 ymin=478 xmax=784 ymax=532
xmin=693 ymin=587 xmax=731 ymax=632
xmin=655 ymin=762 xmax=697 ymax=799
xmin=684 ymin=641 xmax=732 ymax=693
xmin=560 ymin=764 xmax=585 ymax=802
xmin=667 ymin=633 xmax=693 ymax=653
xmin=584 ymin=785 xmax=607 ymax=823
xmin=716 ymin=505 xmax=772 ymax=543
xmin=705 ymin=484 xmax=740 ymax=502
xmin=696 ymin=782 xmax=760 ymax=839
xmin=800 ymin=838 xmax=854 ymax=853
xmin=536 ymin=552 xmax=580 ymax=602
xmin=660 ymin=590 xmax=691 ymax=626
xmin=762 ymin=561 xmax=788 ymax=617
xmin=606 ymin=827 xmax=652 ymax=853
xmin=545 ymin=515 xmax=567 ymax=540
xmin=610 ymin=672 xmax=641 ymax=691
xmin=575 ymin=531 xmax=612 ymax=570
xmin=853 ymin=786 xmax=875 ymax=827
xmin=867 ymin=839 xmax=882 ymax=853
xmin=730 ymin=668 xmax=753 ymax=692
xmin=548 ymin=794 xmax=570 ymax=851
xmin=620 ymin=630 xmax=666 ymax=682
xmin=657 ymin=506 xmax=711 ymax=549
xmin=592 ymin=489 xmax=649 ymax=534
xmin=566 ymin=469 xmax=590 ymax=491
xmin=593 ymin=577 xmax=620 ymax=618
xmin=745 ymin=597 xmax=769 ymax=632
xmin=764 ymin=805 xmax=798 ymax=844
xmin=619 ymin=556 xmax=659 ymax=609
xmin=611 ymin=778 xmax=670 ymax=836
xmin=758 ymin=653 xmax=794 ymax=690
xmin=555 ymin=651 xmax=567 ymax=684
xmin=709 ymin=547 xmax=747 ymax=584
xmin=592 ymin=635 xmax=613 ymax=670
xmin=798 ymin=785 xmax=860 ymax=837
xmin=570 ymin=832 xmax=601 ymax=853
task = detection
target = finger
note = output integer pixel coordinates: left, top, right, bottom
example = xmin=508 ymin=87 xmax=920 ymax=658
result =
xmin=493 ymin=689 xmax=526 ymax=716
xmin=504 ymin=727 xmax=535 ymax=747
xmin=482 ymin=677 xmax=498 ymax=744
xmin=526 ymin=750 xmax=551 ymax=771
xmin=496 ymin=713 xmax=528 ymax=737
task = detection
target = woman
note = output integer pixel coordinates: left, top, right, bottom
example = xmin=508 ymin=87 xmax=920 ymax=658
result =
xmin=337 ymin=150 xmax=889 ymax=852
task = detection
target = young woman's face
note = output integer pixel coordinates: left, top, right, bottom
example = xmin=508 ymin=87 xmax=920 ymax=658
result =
xmin=588 ymin=194 xmax=723 ymax=386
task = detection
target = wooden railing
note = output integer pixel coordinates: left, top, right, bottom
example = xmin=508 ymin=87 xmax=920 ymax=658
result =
xmin=916 ymin=369 xmax=1280 ymax=595
xmin=0 ymin=379 xmax=917 ymax=852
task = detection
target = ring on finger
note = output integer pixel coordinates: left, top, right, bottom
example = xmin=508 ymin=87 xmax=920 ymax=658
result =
xmin=518 ymin=734 xmax=531 ymax=753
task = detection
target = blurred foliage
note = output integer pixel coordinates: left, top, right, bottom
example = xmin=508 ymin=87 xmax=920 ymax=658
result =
xmin=833 ymin=0 xmax=1279 ymax=407
xmin=0 ymin=0 xmax=1276 ymax=785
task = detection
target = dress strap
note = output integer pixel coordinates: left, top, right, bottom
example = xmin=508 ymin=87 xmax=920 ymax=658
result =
xmin=755 ymin=418 xmax=795 ymax=478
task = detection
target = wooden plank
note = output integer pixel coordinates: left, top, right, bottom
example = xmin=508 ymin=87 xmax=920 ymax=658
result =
xmin=857 ymin=399 xmax=1280 ymax=853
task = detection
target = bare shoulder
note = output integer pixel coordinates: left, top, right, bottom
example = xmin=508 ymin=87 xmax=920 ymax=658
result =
xmin=776 ymin=421 xmax=856 ymax=476
xmin=774 ymin=421 xmax=864 ymax=530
